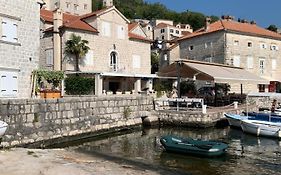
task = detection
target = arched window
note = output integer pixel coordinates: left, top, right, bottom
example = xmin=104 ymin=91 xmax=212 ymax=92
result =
xmin=110 ymin=51 xmax=118 ymax=71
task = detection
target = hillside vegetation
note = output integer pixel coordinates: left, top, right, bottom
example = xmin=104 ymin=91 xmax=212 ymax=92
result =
xmin=92 ymin=0 xmax=219 ymax=30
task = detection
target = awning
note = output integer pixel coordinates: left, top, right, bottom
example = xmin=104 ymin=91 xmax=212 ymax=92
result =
xmin=65 ymin=71 xmax=157 ymax=78
xmin=158 ymin=60 xmax=269 ymax=84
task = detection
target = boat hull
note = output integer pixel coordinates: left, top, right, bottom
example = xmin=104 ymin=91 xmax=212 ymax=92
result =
xmin=0 ymin=121 xmax=8 ymax=137
xmin=224 ymin=113 xmax=247 ymax=128
xmin=241 ymin=120 xmax=281 ymax=138
xmin=160 ymin=136 xmax=228 ymax=157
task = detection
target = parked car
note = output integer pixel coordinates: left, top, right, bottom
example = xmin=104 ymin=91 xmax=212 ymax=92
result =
xmin=198 ymin=86 xmax=223 ymax=97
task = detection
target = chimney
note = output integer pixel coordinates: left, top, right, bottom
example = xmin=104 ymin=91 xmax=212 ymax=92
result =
xmin=205 ymin=17 xmax=211 ymax=31
xmin=221 ymin=15 xmax=234 ymax=21
xmin=53 ymin=9 xmax=63 ymax=32
xmin=103 ymin=0 xmax=113 ymax=7
xmin=53 ymin=9 xmax=63 ymax=71
xmin=250 ymin=20 xmax=256 ymax=25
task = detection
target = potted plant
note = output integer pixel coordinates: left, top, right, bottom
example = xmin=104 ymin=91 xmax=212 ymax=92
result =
xmin=33 ymin=69 xmax=64 ymax=98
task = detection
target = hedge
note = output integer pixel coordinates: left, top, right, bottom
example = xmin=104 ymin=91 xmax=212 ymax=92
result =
xmin=65 ymin=76 xmax=95 ymax=95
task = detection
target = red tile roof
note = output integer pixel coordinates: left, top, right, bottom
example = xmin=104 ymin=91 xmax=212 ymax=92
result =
xmin=80 ymin=6 xmax=112 ymax=19
xmin=128 ymin=22 xmax=152 ymax=43
xmin=155 ymin=22 xmax=174 ymax=29
xmin=40 ymin=9 xmax=98 ymax=33
xmin=179 ymin=19 xmax=281 ymax=41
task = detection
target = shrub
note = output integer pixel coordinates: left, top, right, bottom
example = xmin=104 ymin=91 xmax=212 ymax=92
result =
xmin=65 ymin=76 xmax=95 ymax=95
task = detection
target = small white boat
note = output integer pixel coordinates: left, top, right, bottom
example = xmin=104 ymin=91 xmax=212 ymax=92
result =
xmin=0 ymin=121 xmax=8 ymax=137
xmin=241 ymin=120 xmax=281 ymax=138
xmin=224 ymin=113 xmax=248 ymax=128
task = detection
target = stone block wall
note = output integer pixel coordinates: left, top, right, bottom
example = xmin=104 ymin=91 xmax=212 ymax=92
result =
xmin=0 ymin=95 xmax=154 ymax=147
xmin=0 ymin=0 xmax=40 ymax=98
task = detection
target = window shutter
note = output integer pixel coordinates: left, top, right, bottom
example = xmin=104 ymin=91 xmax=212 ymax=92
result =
xmin=117 ymin=25 xmax=125 ymax=39
xmin=0 ymin=71 xmax=18 ymax=97
xmin=83 ymin=50 xmax=93 ymax=65
xmin=247 ymin=56 xmax=253 ymax=69
xmin=233 ymin=56 xmax=240 ymax=67
xmin=1 ymin=18 xmax=18 ymax=43
xmin=132 ymin=55 xmax=141 ymax=68
xmin=272 ymin=59 xmax=277 ymax=70
xmin=46 ymin=49 xmax=54 ymax=65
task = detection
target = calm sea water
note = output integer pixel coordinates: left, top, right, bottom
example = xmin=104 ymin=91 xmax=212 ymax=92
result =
xmin=64 ymin=127 xmax=281 ymax=175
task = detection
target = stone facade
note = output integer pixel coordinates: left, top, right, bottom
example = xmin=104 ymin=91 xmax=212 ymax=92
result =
xmin=179 ymin=21 xmax=281 ymax=92
xmin=43 ymin=0 xmax=92 ymax=15
xmin=0 ymin=95 xmax=154 ymax=147
xmin=0 ymin=0 xmax=40 ymax=98
xmin=40 ymin=7 xmax=153 ymax=95
xmin=225 ymin=33 xmax=281 ymax=82
xmin=179 ymin=31 xmax=225 ymax=63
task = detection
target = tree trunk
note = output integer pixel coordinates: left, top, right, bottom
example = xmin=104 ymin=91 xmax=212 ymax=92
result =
xmin=75 ymin=54 xmax=80 ymax=72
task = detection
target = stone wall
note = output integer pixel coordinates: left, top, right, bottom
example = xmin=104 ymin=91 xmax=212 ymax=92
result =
xmin=0 ymin=95 xmax=154 ymax=147
xmin=155 ymin=104 xmax=258 ymax=128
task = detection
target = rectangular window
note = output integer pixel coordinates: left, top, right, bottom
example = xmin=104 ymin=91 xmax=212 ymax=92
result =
xmin=83 ymin=50 xmax=93 ymax=65
xmin=189 ymin=45 xmax=194 ymax=51
xmin=233 ymin=55 xmax=240 ymax=67
xmin=132 ymin=55 xmax=141 ymax=68
xmin=170 ymin=29 xmax=174 ymax=33
xmin=247 ymin=56 xmax=253 ymax=69
xmin=84 ymin=4 xmax=88 ymax=9
xmin=176 ymin=30 xmax=179 ymax=34
xmin=117 ymin=25 xmax=125 ymax=39
xmin=270 ymin=44 xmax=279 ymax=51
xmin=74 ymin=4 xmax=78 ymax=11
xmin=160 ymin=29 xmax=165 ymax=33
xmin=2 ymin=18 xmax=18 ymax=43
xmin=260 ymin=43 xmax=267 ymax=49
xmin=205 ymin=42 xmax=212 ymax=49
xmin=164 ymin=54 xmax=168 ymax=61
xmin=45 ymin=49 xmax=54 ymax=65
xmin=259 ymin=58 xmax=265 ymax=75
xmin=234 ymin=40 xmax=239 ymax=46
xmin=0 ymin=70 xmax=18 ymax=97
xmin=272 ymin=59 xmax=277 ymax=70
xmin=66 ymin=2 xmax=70 ymax=8
xmin=248 ymin=42 xmax=252 ymax=48
xmin=102 ymin=21 xmax=111 ymax=37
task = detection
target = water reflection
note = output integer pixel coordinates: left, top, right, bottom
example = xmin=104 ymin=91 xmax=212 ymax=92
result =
xmin=68 ymin=127 xmax=281 ymax=175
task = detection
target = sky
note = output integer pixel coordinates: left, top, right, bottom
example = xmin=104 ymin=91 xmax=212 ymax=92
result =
xmin=145 ymin=0 xmax=281 ymax=28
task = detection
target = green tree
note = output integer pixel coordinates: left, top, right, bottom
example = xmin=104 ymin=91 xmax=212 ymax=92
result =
xmin=151 ymin=52 xmax=159 ymax=74
xmin=267 ymin=24 xmax=278 ymax=32
xmin=65 ymin=34 xmax=90 ymax=72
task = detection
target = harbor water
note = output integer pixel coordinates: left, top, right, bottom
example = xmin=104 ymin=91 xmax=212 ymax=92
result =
xmin=56 ymin=127 xmax=281 ymax=175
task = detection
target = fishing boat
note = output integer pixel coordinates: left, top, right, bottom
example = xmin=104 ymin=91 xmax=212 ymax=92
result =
xmin=241 ymin=119 xmax=281 ymax=138
xmin=160 ymin=135 xmax=228 ymax=157
xmin=224 ymin=113 xmax=248 ymax=128
xmin=224 ymin=113 xmax=281 ymax=128
xmin=0 ymin=120 xmax=8 ymax=137
xmin=244 ymin=112 xmax=281 ymax=123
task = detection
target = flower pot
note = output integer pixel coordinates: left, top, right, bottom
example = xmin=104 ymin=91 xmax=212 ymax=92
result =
xmin=40 ymin=90 xmax=61 ymax=99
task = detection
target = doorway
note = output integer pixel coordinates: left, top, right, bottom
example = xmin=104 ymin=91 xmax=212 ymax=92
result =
xmin=109 ymin=82 xmax=120 ymax=94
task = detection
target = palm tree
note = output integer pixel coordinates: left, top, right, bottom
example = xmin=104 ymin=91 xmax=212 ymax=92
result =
xmin=65 ymin=34 xmax=90 ymax=71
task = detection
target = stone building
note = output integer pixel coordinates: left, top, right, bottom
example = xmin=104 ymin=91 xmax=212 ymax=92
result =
xmin=153 ymin=22 xmax=193 ymax=41
xmin=40 ymin=6 xmax=154 ymax=96
xmin=43 ymin=0 xmax=92 ymax=15
xmin=0 ymin=0 xmax=41 ymax=98
xmin=178 ymin=17 xmax=281 ymax=92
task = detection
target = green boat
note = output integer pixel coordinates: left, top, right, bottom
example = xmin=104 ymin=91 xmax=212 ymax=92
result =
xmin=160 ymin=135 xmax=228 ymax=157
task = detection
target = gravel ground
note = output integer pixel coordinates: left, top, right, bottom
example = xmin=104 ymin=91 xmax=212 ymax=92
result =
xmin=0 ymin=148 xmax=185 ymax=175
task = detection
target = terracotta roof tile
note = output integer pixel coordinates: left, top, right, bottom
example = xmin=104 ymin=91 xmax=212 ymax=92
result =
xmin=80 ymin=6 xmax=112 ymax=19
xmin=155 ymin=22 xmax=174 ymax=29
xmin=128 ymin=22 xmax=139 ymax=31
xmin=179 ymin=19 xmax=281 ymax=41
xmin=128 ymin=32 xmax=152 ymax=43
xmin=40 ymin=9 xmax=98 ymax=33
